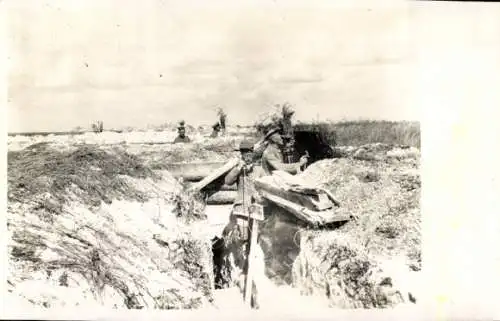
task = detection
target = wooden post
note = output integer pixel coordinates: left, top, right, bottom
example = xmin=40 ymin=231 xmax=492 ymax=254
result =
xmin=243 ymin=217 xmax=259 ymax=308
xmin=238 ymin=167 xmax=265 ymax=309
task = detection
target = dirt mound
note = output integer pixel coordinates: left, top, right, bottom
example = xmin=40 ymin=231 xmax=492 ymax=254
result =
xmin=8 ymin=143 xmax=158 ymax=217
xmin=255 ymin=144 xmax=420 ymax=308
xmin=123 ymin=141 xmax=237 ymax=169
xmin=299 ymin=149 xmax=421 ymax=265
xmin=6 ymin=144 xmax=215 ymax=310
xmin=292 ymin=231 xmax=417 ymax=308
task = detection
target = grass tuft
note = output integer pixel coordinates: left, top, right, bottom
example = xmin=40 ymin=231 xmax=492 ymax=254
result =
xmin=295 ymin=120 xmax=420 ymax=148
xmin=8 ymin=143 xmax=159 ymax=215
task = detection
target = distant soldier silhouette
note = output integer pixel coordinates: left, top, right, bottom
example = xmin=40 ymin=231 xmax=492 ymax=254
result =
xmin=210 ymin=122 xmax=222 ymax=138
xmin=173 ymin=121 xmax=191 ymax=144
xmin=217 ymin=107 xmax=227 ymax=136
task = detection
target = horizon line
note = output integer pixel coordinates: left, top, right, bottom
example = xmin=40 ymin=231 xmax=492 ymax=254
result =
xmin=7 ymin=119 xmax=421 ymax=136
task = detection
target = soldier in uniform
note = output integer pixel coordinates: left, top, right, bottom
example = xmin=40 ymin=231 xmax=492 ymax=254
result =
xmin=217 ymin=107 xmax=227 ymax=136
xmin=260 ymin=126 xmax=308 ymax=175
xmin=210 ymin=122 xmax=221 ymax=138
xmin=223 ymin=139 xmax=265 ymax=236
xmin=173 ymin=121 xmax=191 ymax=143
xmin=218 ymin=139 xmax=265 ymax=308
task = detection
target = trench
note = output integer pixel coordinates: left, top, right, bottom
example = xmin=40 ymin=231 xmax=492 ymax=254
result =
xmin=204 ymin=201 xmax=418 ymax=310
xmin=198 ymin=133 xmax=417 ymax=310
xmin=204 ymin=205 xmax=233 ymax=290
xmin=205 ymin=203 xmax=334 ymax=310
xmin=202 ymin=130 xmax=340 ymax=296
xmin=7 ymin=136 xmax=420 ymax=310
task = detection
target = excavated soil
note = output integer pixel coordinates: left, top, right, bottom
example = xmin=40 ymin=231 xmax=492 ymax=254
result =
xmin=6 ymin=143 xmax=216 ymax=310
xmin=257 ymin=143 xmax=421 ymax=308
xmin=7 ymin=137 xmax=421 ymax=311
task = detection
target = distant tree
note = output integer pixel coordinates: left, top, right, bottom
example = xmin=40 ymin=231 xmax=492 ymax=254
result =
xmin=91 ymin=121 xmax=104 ymax=133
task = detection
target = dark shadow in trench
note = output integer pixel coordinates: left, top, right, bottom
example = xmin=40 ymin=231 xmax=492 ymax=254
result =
xmin=258 ymin=203 xmax=350 ymax=286
xmin=211 ymin=236 xmax=226 ymax=289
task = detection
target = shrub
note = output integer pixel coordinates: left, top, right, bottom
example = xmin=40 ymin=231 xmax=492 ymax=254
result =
xmin=91 ymin=121 xmax=104 ymax=133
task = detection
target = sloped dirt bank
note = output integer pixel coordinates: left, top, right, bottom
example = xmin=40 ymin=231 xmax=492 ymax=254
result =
xmin=123 ymin=139 xmax=237 ymax=167
xmin=291 ymin=231 xmax=417 ymax=308
xmin=256 ymin=143 xmax=421 ymax=308
xmin=6 ymin=144 xmax=216 ymax=310
xmin=7 ymin=141 xmax=421 ymax=310
xmin=214 ymin=208 xmax=333 ymax=310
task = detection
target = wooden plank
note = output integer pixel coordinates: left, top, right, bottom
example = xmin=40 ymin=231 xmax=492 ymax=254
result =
xmin=156 ymin=170 xmax=203 ymax=182
xmin=254 ymin=179 xmax=336 ymax=212
xmin=313 ymin=193 xmax=335 ymax=211
xmin=206 ymin=191 xmax=237 ymax=205
xmin=184 ymin=181 xmax=237 ymax=191
xmin=249 ymin=203 xmax=265 ymax=221
xmin=260 ymin=191 xmax=350 ymax=226
xmin=213 ymin=184 xmax=237 ymax=192
xmin=231 ymin=203 xmax=265 ymax=221
xmin=176 ymin=174 xmax=206 ymax=181
xmin=190 ymin=158 xmax=240 ymax=192
xmin=244 ymin=217 xmax=259 ymax=308
xmin=321 ymin=188 xmax=341 ymax=207
xmin=255 ymin=171 xmax=340 ymax=210
xmin=304 ymin=208 xmax=351 ymax=224
xmin=163 ymin=162 xmax=228 ymax=180
xmin=260 ymin=191 xmax=321 ymax=224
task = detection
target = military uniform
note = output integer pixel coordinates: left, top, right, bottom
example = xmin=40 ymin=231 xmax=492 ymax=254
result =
xmin=173 ymin=135 xmax=191 ymax=143
xmin=210 ymin=122 xmax=221 ymax=138
xmin=261 ymin=143 xmax=301 ymax=176
xmin=223 ymin=161 xmax=265 ymax=240
xmin=218 ymin=140 xmax=265 ymax=294
xmin=173 ymin=121 xmax=191 ymax=143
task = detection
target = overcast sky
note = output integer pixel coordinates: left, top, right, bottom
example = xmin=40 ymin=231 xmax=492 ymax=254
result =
xmin=8 ymin=0 xmax=417 ymax=132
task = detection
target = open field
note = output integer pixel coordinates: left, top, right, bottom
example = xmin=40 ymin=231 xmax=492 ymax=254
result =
xmin=8 ymin=120 xmax=420 ymax=150
xmin=298 ymin=120 xmax=420 ymax=148
xmin=6 ymin=120 xmax=421 ymax=311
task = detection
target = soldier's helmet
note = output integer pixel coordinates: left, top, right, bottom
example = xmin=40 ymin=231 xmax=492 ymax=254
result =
xmin=234 ymin=139 xmax=254 ymax=152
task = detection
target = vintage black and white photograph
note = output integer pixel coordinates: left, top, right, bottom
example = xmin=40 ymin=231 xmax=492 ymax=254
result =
xmin=5 ymin=0 xmax=424 ymax=314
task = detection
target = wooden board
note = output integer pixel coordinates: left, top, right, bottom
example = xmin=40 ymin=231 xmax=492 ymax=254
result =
xmin=184 ymin=181 xmax=237 ymax=191
xmin=163 ymin=161 xmax=228 ymax=181
xmin=190 ymin=158 xmax=240 ymax=192
xmin=230 ymin=203 xmax=265 ymax=221
xmin=254 ymin=178 xmax=338 ymax=212
xmin=259 ymin=191 xmax=351 ymax=226
xmin=206 ymin=190 xmax=237 ymax=205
